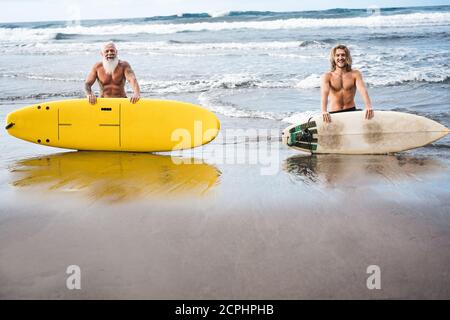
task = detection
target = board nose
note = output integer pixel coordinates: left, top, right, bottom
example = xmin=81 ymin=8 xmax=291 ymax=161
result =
xmin=5 ymin=113 xmax=16 ymax=130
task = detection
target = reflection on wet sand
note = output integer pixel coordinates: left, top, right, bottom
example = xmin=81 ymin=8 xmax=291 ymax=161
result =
xmin=284 ymin=154 xmax=447 ymax=186
xmin=10 ymin=152 xmax=220 ymax=202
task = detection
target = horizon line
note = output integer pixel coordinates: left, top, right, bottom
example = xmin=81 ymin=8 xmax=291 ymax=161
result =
xmin=1 ymin=3 xmax=449 ymax=25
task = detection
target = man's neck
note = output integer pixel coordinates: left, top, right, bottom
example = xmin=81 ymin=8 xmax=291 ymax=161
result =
xmin=333 ymin=66 xmax=347 ymax=75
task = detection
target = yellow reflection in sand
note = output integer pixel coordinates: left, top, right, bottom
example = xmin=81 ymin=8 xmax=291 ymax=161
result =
xmin=11 ymin=152 xmax=220 ymax=202
xmin=284 ymin=154 xmax=447 ymax=186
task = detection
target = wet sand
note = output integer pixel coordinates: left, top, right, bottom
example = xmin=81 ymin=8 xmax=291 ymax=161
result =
xmin=1 ymin=134 xmax=450 ymax=299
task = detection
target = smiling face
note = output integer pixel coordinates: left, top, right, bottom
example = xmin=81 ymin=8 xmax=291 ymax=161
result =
xmin=329 ymin=45 xmax=352 ymax=71
xmin=101 ymin=43 xmax=119 ymax=74
xmin=334 ymin=49 xmax=347 ymax=69
xmin=102 ymin=44 xmax=117 ymax=61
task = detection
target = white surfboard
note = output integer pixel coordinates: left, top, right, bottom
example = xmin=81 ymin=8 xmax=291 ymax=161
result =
xmin=282 ymin=111 xmax=449 ymax=154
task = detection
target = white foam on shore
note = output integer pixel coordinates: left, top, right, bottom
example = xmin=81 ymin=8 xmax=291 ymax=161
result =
xmin=139 ymin=73 xmax=295 ymax=94
xmin=282 ymin=111 xmax=320 ymax=124
xmin=3 ymin=69 xmax=449 ymax=97
xmin=0 ymin=41 xmax=310 ymax=54
xmin=198 ymin=92 xmax=288 ymax=120
xmin=296 ymin=74 xmax=322 ymax=89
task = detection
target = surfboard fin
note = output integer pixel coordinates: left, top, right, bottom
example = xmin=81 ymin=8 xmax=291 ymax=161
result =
xmin=5 ymin=123 xmax=14 ymax=130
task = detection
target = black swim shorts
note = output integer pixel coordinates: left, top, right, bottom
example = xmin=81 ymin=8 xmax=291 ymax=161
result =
xmin=329 ymin=106 xmax=361 ymax=114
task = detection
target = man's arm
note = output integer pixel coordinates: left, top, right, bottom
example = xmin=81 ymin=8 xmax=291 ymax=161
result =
xmin=124 ymin=62 xmax=141 ymax=104
xmin=355 ymin=70 xmax=374 ymax=120
xmin=321 ymin=73 xmax=332 ymax=123
xmin=85 ymin=64 xmax=98 ymax=105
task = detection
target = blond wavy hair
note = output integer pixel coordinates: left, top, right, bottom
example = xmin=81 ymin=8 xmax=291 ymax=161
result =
xmin=330 ymin=44 xmax=352 ymax=71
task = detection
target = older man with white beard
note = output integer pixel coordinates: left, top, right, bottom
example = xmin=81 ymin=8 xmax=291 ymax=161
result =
xmin=85 ymin=42 xmax=141 ymax=104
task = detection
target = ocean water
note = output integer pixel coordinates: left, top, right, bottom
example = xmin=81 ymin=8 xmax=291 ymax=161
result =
xmin=0 ymin=5 xmax=449 ymax=156
xmin=1 ymin=6 xmax=450 ymax=299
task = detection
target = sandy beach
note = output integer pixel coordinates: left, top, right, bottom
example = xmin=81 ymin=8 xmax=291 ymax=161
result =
xmin=1 ymin=109 xmax=450 ymax=299
xmin=1 ymin=5 xmax=450 ymax=299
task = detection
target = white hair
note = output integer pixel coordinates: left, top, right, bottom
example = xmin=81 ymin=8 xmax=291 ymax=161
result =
xmin=102 ymin=41 xmax=117 ymax=52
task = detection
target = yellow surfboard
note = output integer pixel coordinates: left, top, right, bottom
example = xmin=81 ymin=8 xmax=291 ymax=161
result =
xmin=5 ymin=98 xmax=220 ymax=152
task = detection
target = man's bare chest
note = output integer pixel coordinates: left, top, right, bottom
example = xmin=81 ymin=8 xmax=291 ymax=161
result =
xmin=97 ymin=69 xmax=125 ymax=85
xmin=330 ymin=74 xmax=355 ymax=92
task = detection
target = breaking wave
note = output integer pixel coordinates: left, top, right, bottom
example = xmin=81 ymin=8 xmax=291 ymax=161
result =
xmin=1 ymin=12 xmax=449 ymax=40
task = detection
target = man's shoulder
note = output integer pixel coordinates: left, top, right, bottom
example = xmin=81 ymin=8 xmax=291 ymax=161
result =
xmin=118 ymin=60 xmax=131 ymax=68
xmin=321 ymin=72 xmax=332 ymax=79
xmin=92 ymin=62 xmax=103 ymax=69
xmin=351 ymin=69 xmax=362 ymax=77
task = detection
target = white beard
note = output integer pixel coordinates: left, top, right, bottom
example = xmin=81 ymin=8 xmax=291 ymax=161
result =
xmin=102 ymin=57 xmax=119 ymax=75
